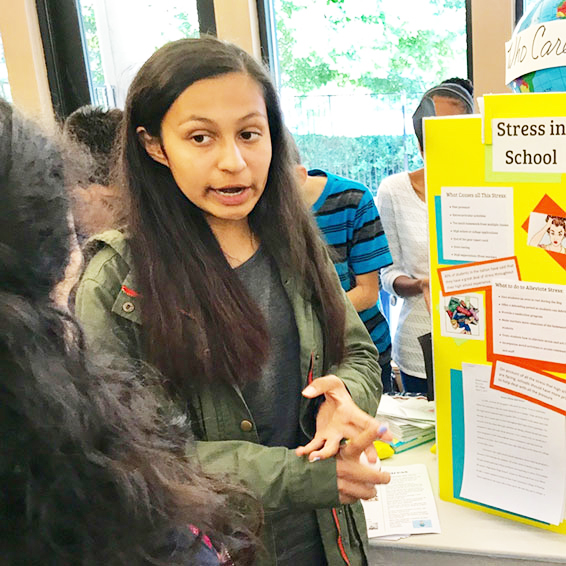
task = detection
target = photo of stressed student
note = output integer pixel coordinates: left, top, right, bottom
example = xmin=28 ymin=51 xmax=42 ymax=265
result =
xmin=74 ymin=36 xmax=392 ymax=566
xmin=528 ymin=213 xmax=566 ymax=254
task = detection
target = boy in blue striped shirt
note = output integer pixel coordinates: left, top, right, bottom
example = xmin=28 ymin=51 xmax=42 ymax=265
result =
xmin=296 ymin=164 xmax=395 ymax=392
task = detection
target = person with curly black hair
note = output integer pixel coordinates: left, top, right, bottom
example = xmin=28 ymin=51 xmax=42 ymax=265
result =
xmin=0 ymin=98 xmax=259 ymax=566
xmin=64 ymin=105 xmax=127 ymax=242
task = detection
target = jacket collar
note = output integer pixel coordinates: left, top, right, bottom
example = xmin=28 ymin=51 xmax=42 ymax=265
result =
xmin=88 ymin=231 xmax=308 ymax=336
xmin=85 ymin=230 xmax=142 ymax=324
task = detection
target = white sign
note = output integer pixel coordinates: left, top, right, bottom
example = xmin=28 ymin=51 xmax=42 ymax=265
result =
xmin=440 ymin=257 xmax=519 ymax=294
xmin=441 ymin=187 xmax=514 ymax=261
xmin=493 ymin=361 xmax=566 ymax=414
xmin=491 ymin=279 xmax=566 ymax=366
xmin=506 ymin=19 xmax=566 ymax=84
xmin=492 ymin=117 xmax=566 ymax=173
xmin=460 ymin=363 xmax=566 ymax=526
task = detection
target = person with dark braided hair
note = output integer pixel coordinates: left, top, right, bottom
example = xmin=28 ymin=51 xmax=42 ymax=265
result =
xmin=377 ymin=78 xmax=474 ymax=394
xmin=0 ymin=98 xmax=259 ymax=565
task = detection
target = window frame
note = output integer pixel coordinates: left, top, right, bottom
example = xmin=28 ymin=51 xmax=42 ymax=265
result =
xmin=36 ymin=0 xmax=91 ymax=119
xmin=256 ymin=0 xmax=281 ymax=88
xmin=466 ymin=0 xmax=473 ymax=83
xmin=36 ymin=0 xmax=217 ymax=119
xmin=515 ymin=0 xmax=524 ymax=24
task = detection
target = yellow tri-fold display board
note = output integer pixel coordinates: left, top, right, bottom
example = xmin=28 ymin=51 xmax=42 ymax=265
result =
xmin=425 ymin=93 xmax=566 ymax=533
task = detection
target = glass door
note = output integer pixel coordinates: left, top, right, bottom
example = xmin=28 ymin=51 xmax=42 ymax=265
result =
xmin=77 ymin=0 xmax=201 ymax=108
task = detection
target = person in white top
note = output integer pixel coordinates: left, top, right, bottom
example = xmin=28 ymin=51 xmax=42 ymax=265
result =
xmin=377 ymin=78 xmax=474 ymax=393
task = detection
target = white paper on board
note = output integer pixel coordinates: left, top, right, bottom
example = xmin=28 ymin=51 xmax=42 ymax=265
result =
xmin=491 ymin=279 xmax=566 ymax=366
xmin=492 ymin=117 xmax=566 ymax=174
xmin=440 ymin=292 xmax=485 ymax=341
xmin=478 ymin=96 xmax=485 ymax=144
xmin=440 ymin=187 xmax=514 ymax=262
xmin=527 ymin=211 xmax=566 ymax=252
xmin=493 ymin=361 xmax=566 ymax=414
xmin=460 ymin=363 xmax=566 ymax=525
xmin=440 ymin=257 xmax=519 ymax=294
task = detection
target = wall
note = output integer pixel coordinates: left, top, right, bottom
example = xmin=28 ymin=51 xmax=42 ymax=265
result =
xmin=471 ymin=0 xmax=517 ymax=104
xmin=0 ymin=0 xmax=51 ymax=117
xmin=213 ymin=0 xmax=261 ymax=59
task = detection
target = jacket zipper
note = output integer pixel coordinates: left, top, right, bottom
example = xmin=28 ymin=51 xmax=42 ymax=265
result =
xmin=307 ymin=351 xmax=314 ymax=384
xmin=310 ymin=353 xmax=350 ymax=564
xmin=331 ymin=508 xmax=351 ymax=565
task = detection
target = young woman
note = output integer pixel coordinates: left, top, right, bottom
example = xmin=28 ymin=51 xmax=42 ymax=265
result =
xmin=377 ymin=78 xmax=474 ymax=394
xmin=0 ymin=99 xmax=258 ymax=565
xmin=75 ymin=36 xmax=390 ymax=566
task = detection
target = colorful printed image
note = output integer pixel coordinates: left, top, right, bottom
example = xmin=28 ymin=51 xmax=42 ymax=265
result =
xmin=440 ymin=293 xmax=484 ymax=341
xmin=527 ymin=212 xmax=566 ymax=255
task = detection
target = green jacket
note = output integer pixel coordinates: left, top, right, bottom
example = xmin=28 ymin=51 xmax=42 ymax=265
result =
xmin=75 ymin=230 xmax=382 ymax=566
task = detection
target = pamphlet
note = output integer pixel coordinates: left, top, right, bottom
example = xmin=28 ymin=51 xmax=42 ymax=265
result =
xmin=362 ymin=464 xmax=441 ymax=539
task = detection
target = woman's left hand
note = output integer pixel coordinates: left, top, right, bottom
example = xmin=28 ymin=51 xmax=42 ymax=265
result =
xmin=295 ymin=375 xmax=391 ymax=462
xmin=421 ymin=277 xmax=431 ymax=314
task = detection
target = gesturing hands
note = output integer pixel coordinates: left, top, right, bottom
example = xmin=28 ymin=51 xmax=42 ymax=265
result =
xmin=336 ymin=425 xmax=391 ymax=504
xmin=295 ymin=375 xmax=391 ymax=462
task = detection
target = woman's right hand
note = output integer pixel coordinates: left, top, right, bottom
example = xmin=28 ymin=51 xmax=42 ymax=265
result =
xmin=336 ymin=425 xmax=391 ymax=504
xmin=545 ymin=216 xmax=555 ymax=228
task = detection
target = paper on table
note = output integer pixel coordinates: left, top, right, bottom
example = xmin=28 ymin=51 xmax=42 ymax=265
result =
xmin=377 ymin=395 xmax=435 ymax=422
xmin=362 ymin=464 xmax=441 ymax=538
xmin=460 ymin=363 xmax=566 ymax=525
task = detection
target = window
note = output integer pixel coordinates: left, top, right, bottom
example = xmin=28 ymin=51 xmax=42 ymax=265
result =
xmin=77 ymin=0 xmax=202 ymax=108
xmin=516 ymin=0 xmax=547 ymax=24
xmin=37 ymin=0 xmax=215 ymax=117
xmin=262 ymin=0 xmax=469 ymax=340
xmin=0 ymin=30 xmax=12 ymax=102
xmin=266 ymin=0 xmax=469 ymax=194
xmin=523 ymin=0 xmax=542 ymax=14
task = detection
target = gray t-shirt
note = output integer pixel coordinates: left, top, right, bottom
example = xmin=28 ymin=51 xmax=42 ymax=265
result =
xmin=236 ymin=249 xmax=327 ymax=565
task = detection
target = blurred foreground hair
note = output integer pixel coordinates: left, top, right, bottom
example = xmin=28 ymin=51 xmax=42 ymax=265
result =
xmin=0 ymin=99 xmax=259 ymax=565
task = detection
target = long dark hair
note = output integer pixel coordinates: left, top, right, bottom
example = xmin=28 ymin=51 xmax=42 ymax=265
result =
xmin=0 ymin=100 xmax=258 ymax=565
xmin=121 ymin=36 xmax=345 ymax=394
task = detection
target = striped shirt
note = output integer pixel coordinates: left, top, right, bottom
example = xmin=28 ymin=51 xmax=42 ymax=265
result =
xmin=309 ymin=169 xmax=393 ymax=365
